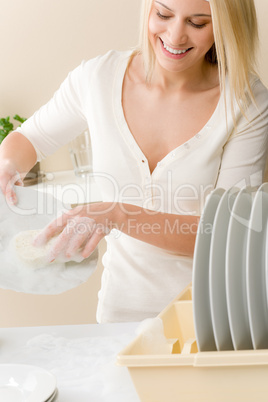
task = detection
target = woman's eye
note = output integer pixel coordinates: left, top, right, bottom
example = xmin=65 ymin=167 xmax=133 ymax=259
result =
xmin=189 ymin=21 xmax=206 ymax=29
xmin=156 ymin=11 xmax=170 ymax=20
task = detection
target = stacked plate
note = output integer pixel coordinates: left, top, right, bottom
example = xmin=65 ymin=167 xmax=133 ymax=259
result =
xmin=0 ymin=364 xmax=58 ymax=402
xmin=193 ymin=183 xmax=268 ymax=352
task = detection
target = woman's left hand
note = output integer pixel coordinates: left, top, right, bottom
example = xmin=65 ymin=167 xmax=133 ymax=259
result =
xmin=33 ymin=200 xmax=199 ymax=261
xmin=33 ymin=202 xmax=117 ymax=262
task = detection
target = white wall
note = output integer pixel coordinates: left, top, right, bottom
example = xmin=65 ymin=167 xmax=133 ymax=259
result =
xmin=255 ymin=0 xmax=268 ymax=87
xmin=0 ymin=0 xmax=142 ymax=172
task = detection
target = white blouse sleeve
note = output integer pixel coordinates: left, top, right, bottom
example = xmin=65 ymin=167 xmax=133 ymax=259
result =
xmin=216 ymin=79 xmax=268 ymax=190
xmin=16 ymin=57 xmax=100 ymax=161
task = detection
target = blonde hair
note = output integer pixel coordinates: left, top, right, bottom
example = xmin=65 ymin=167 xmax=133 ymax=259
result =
xmin=209 ymin=0 xmax=259 ymax=114
xmin=136 ymin=0 xmax=259 ymax=114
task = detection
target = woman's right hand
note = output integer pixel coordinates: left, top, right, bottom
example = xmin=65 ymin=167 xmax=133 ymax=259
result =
xmin=0 ymin=131 xmax=38 ymax=204
xmin=0 ymin=159 xmax=23 ymax=205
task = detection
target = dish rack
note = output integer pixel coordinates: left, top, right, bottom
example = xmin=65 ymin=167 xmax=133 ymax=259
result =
xmin=117 ymin=284 xmax=268 ymax=402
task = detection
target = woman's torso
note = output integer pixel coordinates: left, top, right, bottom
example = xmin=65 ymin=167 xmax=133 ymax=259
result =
xmin=16 ymin=50 xmax=268 ymax=322
xmin=122 ymin=53 xmax=220 ymax=174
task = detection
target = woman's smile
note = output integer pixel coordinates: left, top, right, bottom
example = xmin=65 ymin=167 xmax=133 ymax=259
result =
xmin=159 ymin=37 xmax=193 ymax=59
xmin=148 ymin=0 xmax=214 ymax=74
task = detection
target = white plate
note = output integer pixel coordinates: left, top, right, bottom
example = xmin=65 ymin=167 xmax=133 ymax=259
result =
xmin=46 ymin=388 xmax=58 ymax=402
xmin=193 ymin=187 xmax=224 ymax=352
xmin=209 ymin=188 xmax=239 ymax=351
xmin=0 ymin=186 xmax=98 ymax=295
xmin=266 ymin=222 xmax=268 ymax=307
xmin=0 ymin=364 xmax=57 ymax=402
xmin=247 ymin=183 xmax=268 ymax=349
xmin=226 ymin=187 xmax=253 ymax=350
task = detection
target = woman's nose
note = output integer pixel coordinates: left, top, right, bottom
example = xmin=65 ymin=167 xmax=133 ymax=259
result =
xmin=168 ymin=20 xmax=188 ymax=46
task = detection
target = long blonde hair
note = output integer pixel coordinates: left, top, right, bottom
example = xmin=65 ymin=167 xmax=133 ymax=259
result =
xmin=209 ymin=0 xmax=259 ymax=114
xmin=136 ymin=0 xmax=259 ymax=114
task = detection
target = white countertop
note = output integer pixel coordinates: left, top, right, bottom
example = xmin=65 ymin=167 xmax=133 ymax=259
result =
xmin=0 ymin=322 xmax=140 ymax=402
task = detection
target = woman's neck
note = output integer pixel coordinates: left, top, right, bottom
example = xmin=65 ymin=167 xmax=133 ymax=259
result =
xmin=127 ymin=53 xmax=219 ymax=94
xmin=150 ymin=59 xmax=219 ymax=93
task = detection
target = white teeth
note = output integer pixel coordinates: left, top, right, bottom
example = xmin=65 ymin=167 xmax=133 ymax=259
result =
xmin=162 ymin=40 xmax=188 ymax=55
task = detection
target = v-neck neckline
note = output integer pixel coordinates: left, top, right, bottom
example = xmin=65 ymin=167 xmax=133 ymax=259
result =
xmin=113 ymin=51 xmax=223 ymax=177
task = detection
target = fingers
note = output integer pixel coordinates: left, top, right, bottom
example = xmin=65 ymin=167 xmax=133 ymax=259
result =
xmin=33 ymin=204 xmax=109 ymax=263
xmin=33 ymin=221 xmax=62 ymax=247
xmin=33 ymin=212 xmax=72 ymax=247
xmin=65 ymin=229 xmax=91 ymax=259
xmin=47 ymin=226 xmax=74 ymax=262
xmin=5 ymin=183 xmax=18 ymax=205
xmin=0 ymin=170 xmax=22 ymax=205
xmin=47 ymin=216 xmax=96 ymax=262
xmin=82 ymin=224 xmax=109 ymax=258
xmin=33 ymin=205 xmax=94 ymax=247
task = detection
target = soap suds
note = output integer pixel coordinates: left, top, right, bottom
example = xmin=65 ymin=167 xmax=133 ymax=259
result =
xmin=11 ymin=229 xmax=85 ymax=270
xmin=135 ymin=317 xmax=171 ymax=354
xmin=0 ymin=186 xmax=98 ymax=295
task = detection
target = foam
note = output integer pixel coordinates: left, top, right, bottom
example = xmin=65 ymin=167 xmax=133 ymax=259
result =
xmin=11 ymin=229 xmax=85 ymax=270
xmin=135 ymin=317 xmax=171 ymax=354
xmin=0 ymin=186 xmax=98 ymax=295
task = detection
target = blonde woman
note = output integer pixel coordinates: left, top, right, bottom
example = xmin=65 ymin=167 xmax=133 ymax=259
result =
xmin=0 ymin=0 xmax=267 ymax=322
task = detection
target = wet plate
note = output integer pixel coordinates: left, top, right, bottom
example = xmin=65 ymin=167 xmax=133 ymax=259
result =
xmin=193 ymin=188 xmax=224 ymax=352
xmin=209 ymin=188 xmax=239 ymax=351
xmin=0 ymin=364 xmax=56 ymax=402
xmin=247 ymin=183 xmax=268 ymax=349
xmin=0 ymin=186 xmax=98 ymax=295
xmin=226 ymin=187 xmax=253 ymax=350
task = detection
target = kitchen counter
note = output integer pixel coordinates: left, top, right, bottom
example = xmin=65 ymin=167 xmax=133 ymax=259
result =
xmin=32 ymin=169 xmax=102 ymax=205
xmin=0 ymin=322 xmax=140 ymax=402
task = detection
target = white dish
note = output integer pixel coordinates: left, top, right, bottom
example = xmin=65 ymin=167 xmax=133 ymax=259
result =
xmin=193 ymin=187 xmax=224 ymax=352
xmin=226 ymin=187 xmax=253 ymax=350
xmin=0 ymin=364 xmax=57 ymax=402
xmin=247 ymin=183 xmax=268 ymax=349
xmin=0 ymin=186 xmax=98 ymax=295
xmin=46 ymin=388 xmax=58 ymax=402
xmin=266 ymin=222 xmax=268 ymax=307
xmin=209 ymin=188 xmax=239 ymax=351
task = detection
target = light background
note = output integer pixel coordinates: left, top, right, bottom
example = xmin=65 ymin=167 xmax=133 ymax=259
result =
xmin=0 ymin=0 xmax=267 ymax=326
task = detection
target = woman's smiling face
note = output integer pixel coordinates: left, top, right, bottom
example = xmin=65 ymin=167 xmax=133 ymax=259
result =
xmin=148 ymin=0 xmax=215 ymax=74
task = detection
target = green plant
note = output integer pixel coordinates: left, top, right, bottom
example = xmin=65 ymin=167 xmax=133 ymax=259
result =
xmin=0 ymin=114 xmax=27 ymax=144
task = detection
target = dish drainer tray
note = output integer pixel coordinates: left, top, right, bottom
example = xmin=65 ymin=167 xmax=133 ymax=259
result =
xmin=117 ymin=284 xmax=268 ymax=402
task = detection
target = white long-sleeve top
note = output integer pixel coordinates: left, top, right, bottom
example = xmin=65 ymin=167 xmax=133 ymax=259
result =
xmin=17 ymin=50 xmax=268 ymax=322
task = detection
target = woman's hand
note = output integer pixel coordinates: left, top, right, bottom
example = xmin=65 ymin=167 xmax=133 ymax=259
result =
xmin=33 ymin=201 xmax=199 ymax=261
xmin=0 ymin=132 xmax=38 ymax=204
xmin=0 ymin=159 xmax=23 ymax=204
xmin=33 ymin=202 xmax=117 ymax=262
